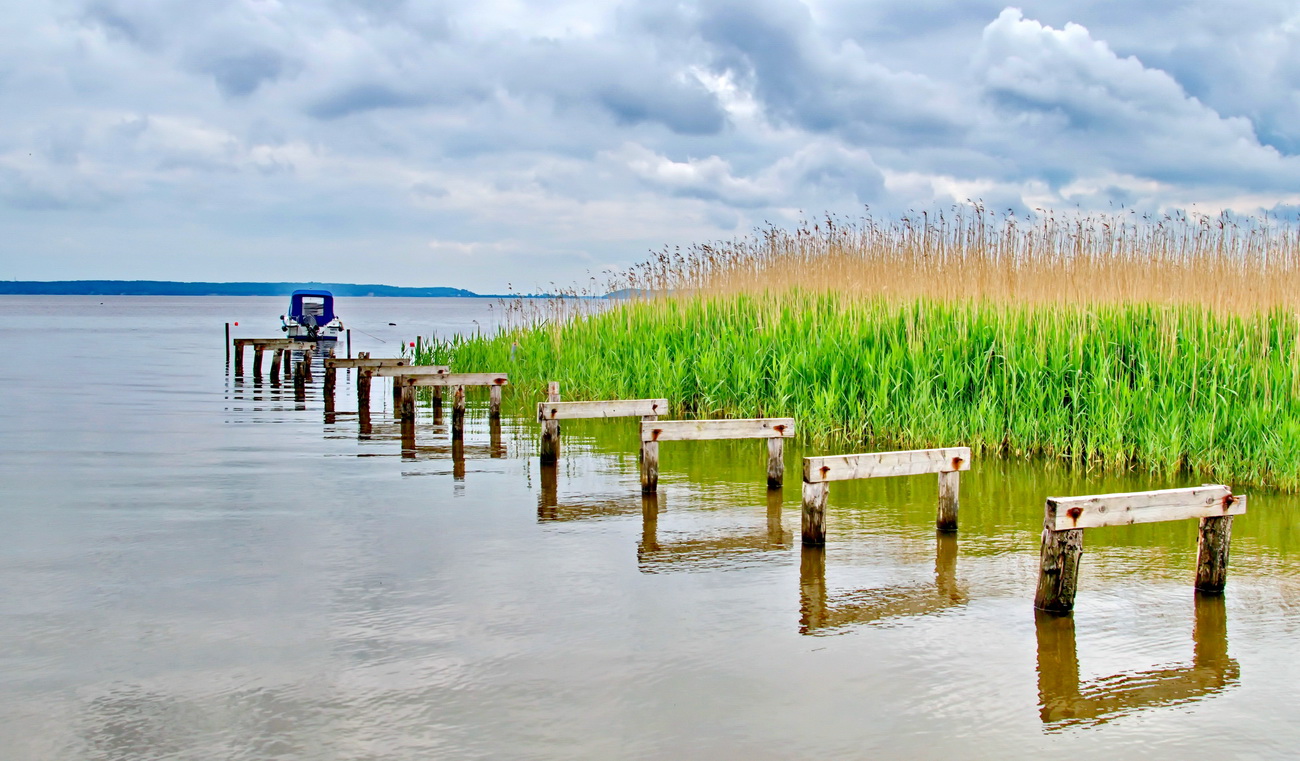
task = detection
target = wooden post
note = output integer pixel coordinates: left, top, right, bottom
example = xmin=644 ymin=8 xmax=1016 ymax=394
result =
xmin=293 ymin=359 xmax=306 ymax=402
xmin=280 ymin=349 xmax=289 ymax=380
xmin=269 ymin=347 xmax=282 ymax=379
xmin=767 ymin=437 xmax=784 ymax=489
xmin=234 ymin=340 xmax=244 ymax=375
xmin=1195 ymin=515 xmax=1234 ymax=593
xmin=400 ymin=380 xmax=416 ymax=422
xmin=801 ymin=481 xmax=828 ymax=546
xmin=346 ymin=329 xmax=352 ymax=358
xmin=253 ymin=346 xmax=264 ymax=377
xmin=357 ymin=369 xmax=372 ymax=419
xmin=451 ymin=385 xmax=466 ymax=439
xmin=539 ymin=382 xmax=560 ymax=464
xmin=225 ymin=323 xmax=230 ymax=364
xmin=324 ymin=358 xmax=336 ymax=416
xmin=937 ymin=470 xmax=960 ymax=532
xmin=1033 ymin=513 xmax=1085 ymax=614
xmin=392 ymin=376 xmax=402 ymax=414
xmin=489 ymin=384 xmax=502 ymax=419
xmin=302 ymin=348 xmax=313 ymax=381
xmin=640 ymin=437 xmax=659 ymax=494
xmin=432 ymin=386 xmax=443 ymax=407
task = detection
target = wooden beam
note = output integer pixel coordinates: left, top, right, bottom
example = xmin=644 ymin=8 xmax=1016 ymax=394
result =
xmin=804 ymin=447 xmax=971 ymax=483
xmin=392 ymin=372 xmax=508 ymax=387
xmin=1046 ymin=486 xmax=1242 ymax=531
xmin=324 ymin=357 xmax=410 ymax=369
xmin=370 ymin=365 xmax=449 ymax=377
xmin=640 ymin=417 xmax=795 ymax=442
xmin=538 ymin=398 xmax=668 ymax=421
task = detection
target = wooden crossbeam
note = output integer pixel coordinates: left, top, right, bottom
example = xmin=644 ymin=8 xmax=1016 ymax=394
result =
xmin=324 ymin=357 xmax=410 ymax=369
xmin=391 ymin=372 xmax=507 ymax=387
xmin=538 ymin=399 xmax=667 ymax=421
xmin=371 ymin=365 xmax=448 ymax=377
xmin=804 ymin=447 xmax=970 ymax=483
xmin=640 ymin=418 xmax=795 ymax=442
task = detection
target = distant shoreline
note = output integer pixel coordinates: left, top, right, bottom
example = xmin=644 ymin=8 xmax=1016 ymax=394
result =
xmin=0 ymin=280 xmax=561 ymax=298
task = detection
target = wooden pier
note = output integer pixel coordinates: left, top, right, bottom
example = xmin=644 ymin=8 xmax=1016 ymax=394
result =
xmin=800 ymin=447 xmax=971 ymax=545
xmin=1034 ymin=485 xmax=1247 ymax=614
xmin=638 ymin=418 xmax=795 ymax=494
xmin=232 ymin=338 xmax=316 ymax=377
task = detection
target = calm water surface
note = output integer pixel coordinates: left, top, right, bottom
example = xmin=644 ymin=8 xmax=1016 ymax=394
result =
xmin=2 ymin=295 xmax=1299 ymax=760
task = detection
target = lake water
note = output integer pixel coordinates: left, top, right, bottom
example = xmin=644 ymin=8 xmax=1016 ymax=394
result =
xmin=2 ymin=295 xmax=1298 ymax=760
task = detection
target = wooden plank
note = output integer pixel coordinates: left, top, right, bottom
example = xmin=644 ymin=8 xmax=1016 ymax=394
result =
xmin=1047 ymin=486 xmax=1243 ymax=531
xmin=235 ymin=338 xmax=315 ymax=350
xmin=395 ymin=372 xmax=508 ymax=387
xmin=803 ymin=447 xmax=971 ymax=483
xmin=370 ymin=365 xmax=448 ymax=377
xmin=324 ymin=357 xmax=410 ymax=369
xmin=537 ymin=399 xmax=668 ymax=421
xmin=640 ymin=418 xmax=795 ymax=442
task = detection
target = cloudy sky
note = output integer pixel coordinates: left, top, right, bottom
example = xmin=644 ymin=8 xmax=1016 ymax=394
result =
xmin=5 ymin=1 xmax=1300 ymax=292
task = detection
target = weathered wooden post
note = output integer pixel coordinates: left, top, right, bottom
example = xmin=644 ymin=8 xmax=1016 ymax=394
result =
xmin=357 ymin=369 xmax=372 ymax=423
xmin=399 ymin=378 xmax=416 ymax=422
xmin=489 ymin=385 xmax=502 ymax=419
xmin=346 ymin=329 xmax=352 ymax=358
xmin=269 ymin=347 xmax=283 ymax=379
xmin=539 ymin=382 xmax=560 ymax=464
xmin=1034 ymin=486 xmax=1245 ymax=614
xmin=801 ymin=481 xmax=829 ymax=545
xmin=937 ymin=466 xmax=961 ymax=532
xmin=451 ymin=385 xmax=466 ymax=439
xmin=1196 ymin=515 xmax=1234 ymax=593
xmin=302 ymin=348 xmax=313 ymax=381
xmin=253 ymin=344 xmax=265 ymax=377
xmin=225 ymin=323 xmax=230 ymax=364
xmin=767 ymin=437 xmax=785 ymax=489
xmin=293 ymin=358 xmax=306 ymax=402
xmin=392 ymin=375 xmax=403 ymax=413
xmin=640 ymin=435 xmax=659 ymax=494
xmin=324 ymin=354 xmax=336 ymax=416
xmin=233 ymin=339 xmax=245 ymax=375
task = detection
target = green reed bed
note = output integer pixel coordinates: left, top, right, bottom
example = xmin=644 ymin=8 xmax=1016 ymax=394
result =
xmin=414 ymin=292 xmax=1300 ymax=491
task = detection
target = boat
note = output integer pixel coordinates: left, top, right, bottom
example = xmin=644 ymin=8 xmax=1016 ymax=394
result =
xmin=281 ymin=289 xmax=344 ymax=341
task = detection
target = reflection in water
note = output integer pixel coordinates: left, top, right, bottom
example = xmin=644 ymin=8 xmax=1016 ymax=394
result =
xmin=537 ymin=465 xmax=646 ymax=522
xmin=1035 ymin=594 xmax=1239 ymax=729
xmin=799 ymin=533 xmax=966 ymax=635
xmin=489 ymin=418 xmax=504 ymax=459
xmin=637 ymin=491 xmax=791 ymax=572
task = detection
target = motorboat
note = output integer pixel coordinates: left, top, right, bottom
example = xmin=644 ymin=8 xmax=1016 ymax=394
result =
xmin=282 ymin=289 xmax=343 ymax=341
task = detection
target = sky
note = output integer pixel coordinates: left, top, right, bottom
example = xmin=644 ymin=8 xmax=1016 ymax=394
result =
xmin=5 ymin=1 xmax=1300 ymax=293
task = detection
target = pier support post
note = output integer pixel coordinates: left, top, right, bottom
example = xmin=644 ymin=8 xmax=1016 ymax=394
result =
xmin=269 ymin=348 xmax=282 ymax=379
xmin=253 ymin=346 xmax=264 ymax=377
xmin=392 ymin=376 xmax=402 ymax=414
xmin=302 ymin=348 xmax=313 ymax=381
xmin=1195 ymin=515 xmax=1234 ymax=593
xmin=399 ymin=380 xmax=415 ymax=422
xmin=225 ymin=323 xmax=230 ymax=364
xmin=937 ymin=470 xmax=960 ymax=532
xmin=293 ymin=359 xmax=306 ymax=402
xmin=451 ymin=385 xmax=466 ymax=439
xmin=324 ymin=358 xmax=336 ymax=416
xmin=234 ymin=341 xmax=244 ymax=376
xmin=539 ymin=382 xmax=560 ymax=464
xmin=640 ymin=435 xmax=659 ymax=494
xmin=357 ymin=369 xmax=372 ymax=420
xmin=801 ymin=481 xmax=828 ymax=546
xmin=489 ymin=385 xmax=502 ymax=420
xmin=1033 ymin=520 xmax=1085 ymax=614
xmin=767 ymin=437 xmax=785 ymax=489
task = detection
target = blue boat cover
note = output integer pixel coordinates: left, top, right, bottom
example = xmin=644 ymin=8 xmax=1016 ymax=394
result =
xmin=289 ymin=289 xmax=335 ymax=325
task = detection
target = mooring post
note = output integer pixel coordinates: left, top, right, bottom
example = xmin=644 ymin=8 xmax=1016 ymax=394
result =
xmin=539 ymin=382 xmax=560 ymax=464
xmin=234 ymin=340 xmax=244 ymax=376
xmin=346 ymin=329 xmax=352 ymax=359
xmin=253 ymin=345 xmax=265 ymax=377
xmin=937 ymin=469 xmax=960 ymax=532
xmin=801 ymin=481 xmax=828 ymax=545
xmin=399 ymin=379 xmax=416 ymax=422
xmin=1195 ymin=515 xmax=1234 ymax=593
xmin=451 ymin=385 xmax=466 ymax=439
xmin=767 ymin=437 xmax=785 ymax=489
xmin=489 ymin=384 xmax=502 ymax=419
xmin=324 ymin=357 xmax=336 ymax=416
xmin=639 ymin=434 xmax=659 ymax=494
xmin=225 ymin=323 xmax=230 ymax=364
xmin=1033 ymin=510 xmax=1085 ymax=614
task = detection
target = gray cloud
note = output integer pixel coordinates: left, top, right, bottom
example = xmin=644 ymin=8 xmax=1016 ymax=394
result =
xmin=4 ymin=2 xmax=1300 ymax=291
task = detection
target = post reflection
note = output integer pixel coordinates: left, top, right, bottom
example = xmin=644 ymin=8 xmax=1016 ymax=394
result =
xmin=452 ymin=436 xmax=465 ymax=481
xmin=798 ymin=533 xmax=966 ymax=634
xmin=536 ymin=465 xmax=647 ymax=522
xmin=1035 ymin=593 xmax=1238 ymax=729
xmin=489 ymin=418 xmax=504 ymax=458
xmin=637 ymin=490 xmax=791 ymax=572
